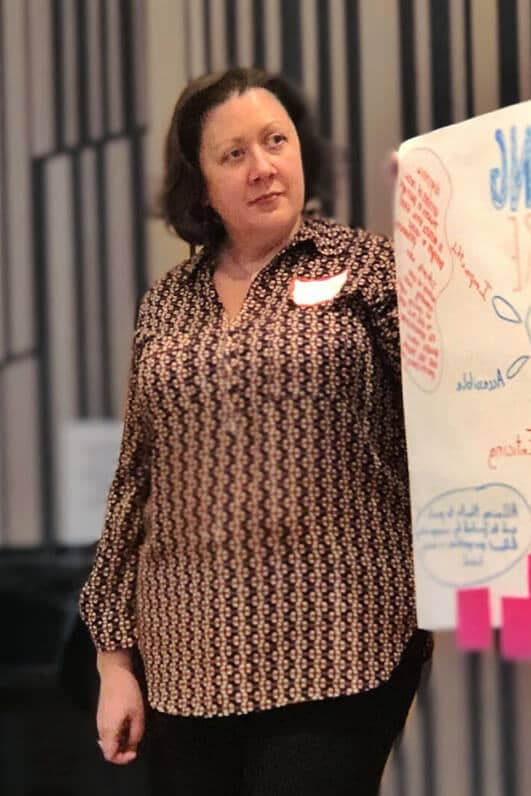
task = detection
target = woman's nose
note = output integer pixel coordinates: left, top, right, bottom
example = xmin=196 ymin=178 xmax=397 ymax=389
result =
xmin=248 ymin=147 xmax=276 ymax=182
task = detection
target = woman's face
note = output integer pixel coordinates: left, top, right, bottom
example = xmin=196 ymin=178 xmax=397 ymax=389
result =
xmin=198 ymin=88 xmax=305 ymax=247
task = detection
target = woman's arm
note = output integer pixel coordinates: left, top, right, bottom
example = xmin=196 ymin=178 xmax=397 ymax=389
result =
xmin=355 ymin=232 xmax=403 ymax=378
xmin=96 ymin=649 xmax=145 ymax=765
xmin=97 ymin=648 xmax=134 ymax=675
xmin=78 ymin=297 xmax=152 ymax=767
xmin=79 ymin=298 xmax=151 ymax=651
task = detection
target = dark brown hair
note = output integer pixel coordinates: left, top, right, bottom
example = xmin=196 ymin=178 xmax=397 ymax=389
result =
xmin=157 ymin=67 xmax=332 ymax=247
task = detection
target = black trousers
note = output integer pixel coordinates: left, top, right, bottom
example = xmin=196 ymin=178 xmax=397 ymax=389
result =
xmin=146 ymin=631 xmax=429 ymax=796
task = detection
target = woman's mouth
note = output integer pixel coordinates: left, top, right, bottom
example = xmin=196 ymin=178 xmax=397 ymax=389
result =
xmin=250 ymin=192 xmax=283 ymax=205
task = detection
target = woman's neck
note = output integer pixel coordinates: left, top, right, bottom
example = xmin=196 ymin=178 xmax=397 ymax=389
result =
xmin=220 ymin=217 xmax=302 ymax=279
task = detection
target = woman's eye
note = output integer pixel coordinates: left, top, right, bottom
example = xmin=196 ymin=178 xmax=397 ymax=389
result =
xmin=268 ymin=133 xmax=287 ymax=147
xmin=224 ymin=148 xmax=244 ymax=162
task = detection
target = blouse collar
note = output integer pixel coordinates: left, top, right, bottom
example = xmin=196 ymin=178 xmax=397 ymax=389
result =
xmin=182 ymin=214 xmax=357 ymax=277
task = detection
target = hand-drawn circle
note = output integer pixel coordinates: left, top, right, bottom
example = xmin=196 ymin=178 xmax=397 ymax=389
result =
xmin=414 ymin=482 xmax=531 ymax=588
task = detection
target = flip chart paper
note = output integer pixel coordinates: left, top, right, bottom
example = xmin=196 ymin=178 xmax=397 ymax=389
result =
xmin=394 ymin=100 xmax=531 ymax=630
xmin=456 ymin=588 xmax=492 ymax=651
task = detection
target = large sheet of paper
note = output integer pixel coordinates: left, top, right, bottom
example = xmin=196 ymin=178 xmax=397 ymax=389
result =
xmin=394 ymin=101 xmax=531 ymax=630
xmin=58 ymin=419 xmax=123 ymax=545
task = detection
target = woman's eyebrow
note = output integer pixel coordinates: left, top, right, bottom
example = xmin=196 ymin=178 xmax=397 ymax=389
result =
xmin=214 ymin=135 xmax=245 ymax=149
xmin=214 ymin=120 xmax=287 ymax=148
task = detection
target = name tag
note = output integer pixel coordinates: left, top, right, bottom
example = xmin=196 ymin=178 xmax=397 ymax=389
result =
xmin=290 ymin=268 xmax=349 ymax=306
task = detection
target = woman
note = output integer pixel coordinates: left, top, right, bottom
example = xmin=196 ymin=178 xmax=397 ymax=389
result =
xmin=79 ymin=67 xmax=431 ymax=795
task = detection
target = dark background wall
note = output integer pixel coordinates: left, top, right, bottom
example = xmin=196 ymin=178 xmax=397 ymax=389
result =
xmin=0 ymin=0 xmax=148 ymax=548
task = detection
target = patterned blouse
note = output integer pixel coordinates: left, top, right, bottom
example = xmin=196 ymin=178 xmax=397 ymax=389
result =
xmin=79 ymin=215 xmax=423 ymax=718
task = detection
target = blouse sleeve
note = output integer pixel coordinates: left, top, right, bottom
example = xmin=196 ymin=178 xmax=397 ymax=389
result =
xmin=360 ymin=233 xmax=402 ymax=378
xmin=78 ymin=298 xmax=151 ymax=651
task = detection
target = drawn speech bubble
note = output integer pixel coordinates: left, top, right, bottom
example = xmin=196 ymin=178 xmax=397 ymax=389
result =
xmin=394 ymin=148 xmax=453 ymax=392
xmin=414 ymin=483 xmax=531 ymax=587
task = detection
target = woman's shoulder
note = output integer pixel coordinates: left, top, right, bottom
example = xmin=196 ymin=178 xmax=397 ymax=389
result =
xmin=302 ymin=214 xmax=392 ymax=259
xmin=303 ymin=216 xmax=396 ymax=302
xmin=348 ymin=225 xmax=395 ymax=274
xmin=136 ymin=251 xmax=204 ymax=327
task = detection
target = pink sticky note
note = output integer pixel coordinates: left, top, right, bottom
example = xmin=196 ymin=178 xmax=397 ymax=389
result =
xmin=456 ymin=588 xmax=492 ymax=650
xmin=501 ymin=597 xmax=531 ymax=660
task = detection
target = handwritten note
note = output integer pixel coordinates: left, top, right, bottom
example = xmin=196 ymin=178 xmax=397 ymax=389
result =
xmin=395 ymin=152 xmax=453 ymax=389
xmin=415 ymin=484 xmax=530 ymax=586
xmin=394 ymin=101 xmax=531 ymax=635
